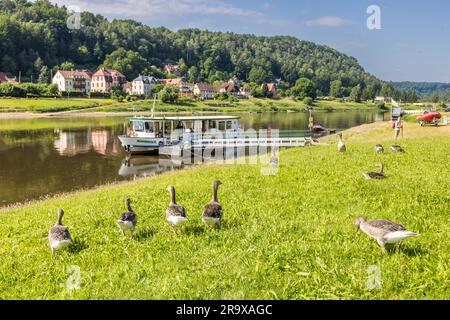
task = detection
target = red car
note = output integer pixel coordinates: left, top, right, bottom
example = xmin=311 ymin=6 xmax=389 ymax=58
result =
xmin=416 ymin=111 xmax=441 ymax=126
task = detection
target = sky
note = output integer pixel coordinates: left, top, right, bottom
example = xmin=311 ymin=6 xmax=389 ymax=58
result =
xmin=50 ymin=0 xmax=450 ymax=83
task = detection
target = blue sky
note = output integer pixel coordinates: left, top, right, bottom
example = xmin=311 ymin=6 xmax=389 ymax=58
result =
xmin=52 ymin=0 xmax=450 ymax=82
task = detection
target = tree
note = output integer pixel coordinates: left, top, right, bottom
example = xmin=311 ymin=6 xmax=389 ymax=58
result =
xmin=261 ymin=83 xmax=269 ymax=98
xmin=329 ymin=80 xmax=342 ymax=98
xmin=188 ymin=66 xmax=200 ymax=83
xmin=58 ymin=61 xmax=75 ymax=71
xmin=350 ymin=85 xmax=362 ymax=102
xmin=290 ymin=78 xmax=315 ymax=100
xmin=380 ymin=83 xmax=393 ymax=97
xmin=38 ymin=66 xmax=50 ymax=84
xmin=158 ymin=86 xmax=179 ymax=103
xmin=430 ymin=92 xmax=440 ymax=104
xmin=103 ymin=48 xmax=149 ymax=80
xmin=248 ymin=67 xmax=273 ymax=85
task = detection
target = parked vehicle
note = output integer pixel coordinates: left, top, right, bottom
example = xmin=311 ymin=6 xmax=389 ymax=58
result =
xmin=416 ymin=111 xmax=442 ymax=126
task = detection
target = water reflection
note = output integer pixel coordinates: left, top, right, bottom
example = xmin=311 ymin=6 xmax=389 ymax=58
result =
xmin=54 ymin=129 xmax=121 ymax=157
xmin=119 ymin=156 xmax=182 ymax=179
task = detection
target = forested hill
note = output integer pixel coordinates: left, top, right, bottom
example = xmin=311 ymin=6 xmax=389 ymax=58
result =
xmin=1 ymin=0 xmax=389 ymax=97
xmin=391 ymin=82 xmax=450 ymax=96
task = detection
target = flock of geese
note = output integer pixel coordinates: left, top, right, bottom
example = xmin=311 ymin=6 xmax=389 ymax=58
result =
xmin=49 ymin=180 xmax=223 ymax=257
xmin=49 ymin=133 xmax=419 ymax=257
xmin=336 ymin=133 xmax=419 ymax=252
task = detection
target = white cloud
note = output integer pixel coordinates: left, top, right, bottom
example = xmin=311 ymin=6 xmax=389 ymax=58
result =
xmin=305 ymin=16 xmax=354 ymax=27
xmin=51 ymin=0 xmax=264 ymax=19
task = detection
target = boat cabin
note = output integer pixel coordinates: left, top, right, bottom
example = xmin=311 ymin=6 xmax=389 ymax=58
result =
xmin=128 ymin=116 xmax=240 ymax=141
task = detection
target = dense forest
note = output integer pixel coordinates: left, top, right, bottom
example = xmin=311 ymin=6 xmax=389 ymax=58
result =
xmin=0 ymin=0 xmax=421 ymax=101
xmin=391 ymin=82 xmax=450 ymax=96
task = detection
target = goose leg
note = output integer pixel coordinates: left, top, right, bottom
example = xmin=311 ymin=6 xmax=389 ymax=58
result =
xmin=51 ymin=248 xmax=55 ymax=259
xmin=377 ymin=239 xmax=386 ymax=254
xmin=130 ymin=228 xmax=134 ymax=240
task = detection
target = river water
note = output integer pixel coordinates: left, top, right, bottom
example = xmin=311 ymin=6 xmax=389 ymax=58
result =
xmin=0 ymin=111 xmax=387 ymax=207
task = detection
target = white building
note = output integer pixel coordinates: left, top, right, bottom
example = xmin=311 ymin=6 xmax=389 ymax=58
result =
xmin=132 ymin=75 xmax=158 ymax=96
xmin=193 ymin=83 xmax=216 ymax=99
xmin=52 ymin=70 xmax=92 ymax=94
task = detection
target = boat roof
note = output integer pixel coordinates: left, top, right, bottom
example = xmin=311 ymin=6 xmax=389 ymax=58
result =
xmin=129 ymin=115 xmax=240 ymax=121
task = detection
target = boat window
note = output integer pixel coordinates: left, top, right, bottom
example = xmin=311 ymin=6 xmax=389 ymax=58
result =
xmin=226 ymin=121 xmax=232 ymax=130
xmin=219 ymin=121 xmax=226 ymax=131
xmin=132 ymin=121 xmax=144 ymax=132
xmin=209 ymin=121 xmax=217 ymax=129
xmin=144 ymin=122 xmax=154 ymax=133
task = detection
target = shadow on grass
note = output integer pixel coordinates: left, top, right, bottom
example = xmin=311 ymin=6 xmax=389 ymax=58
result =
xmin=388 ymin=244 xmax=427 ymax=256
xmin=182 ymin=225 xmax=205 ymax=236
xmin=69 ymin=237 xmax=89 ymax=254
xmin=135 ymin=228 xmax=156 ymax=241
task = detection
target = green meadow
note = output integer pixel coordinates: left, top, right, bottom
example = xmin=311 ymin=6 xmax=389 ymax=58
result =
xmin=0 ymin=98 xmax=113 ymax=113
xmin=0 ymin=97 xmax=379 ymax=114
xmin=0 ymin=122 xmax=448 ymax=299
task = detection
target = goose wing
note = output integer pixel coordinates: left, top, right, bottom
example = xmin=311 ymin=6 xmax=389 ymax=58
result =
xmin=119 ymin=211 xmax=137 ymax=223
xmin=202 ymin=202 xmax=222 ymax=219
xmin=49 ymin=225 xmax=71 ymax=241
xmin=166 ymin=204 xmax=186 ymax=218
xmin=366 ymin=220 xmax=406 ymax=232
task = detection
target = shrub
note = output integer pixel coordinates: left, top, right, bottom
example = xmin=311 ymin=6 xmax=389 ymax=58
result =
xmin=89 ymin=91 xmax=111 ymax=99
xmin=0 ymin=83 xmax=27 ymax=97
xmin=303 ymin=97 xmax=314 ymax=106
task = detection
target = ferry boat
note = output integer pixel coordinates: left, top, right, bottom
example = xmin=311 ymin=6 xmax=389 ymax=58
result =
xmin=118 ymin=115 xmax=241 ymax=155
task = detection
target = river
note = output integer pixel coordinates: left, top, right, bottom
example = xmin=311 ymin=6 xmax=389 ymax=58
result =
xmin=0 ymin=110 xmax=388 ymax=207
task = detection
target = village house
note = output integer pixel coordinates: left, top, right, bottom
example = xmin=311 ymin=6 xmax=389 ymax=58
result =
xmin=164 ymin=64 xmax=181 ymax=76
xmin=239 ymin=86 xmax=251 ymax=99
xmin=132 ymin=75 xmax=158 ymax=96
xmin=91 ymin=68 xmax=126 ymax=93
xmin=160 ymin=78 xmax=194 ymax=97
xmin=0 ymin=72 xmax=17 ymax=84
xmin=218 ymin=81 xmax=240 ymax=97
xmin=122 ymin=82 xmax=132 ymax=95
xmin=261 ymin=83 xmax=277 ymax=98
xmin=374 ymin=96 xmax=392 ymax=104
xmin=52 ymin=70 xmax=92 ymax=94
xmin=193 ymin=83 xmax=216 ymax=99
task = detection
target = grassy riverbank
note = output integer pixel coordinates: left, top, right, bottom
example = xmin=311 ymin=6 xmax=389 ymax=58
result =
xmin=0 ymin=122 xmax=448 ymax=299
xmin=0 ymin=98 xmax=113 ymax=113
xmin=0 ymin=97 xmax=378 ymax=115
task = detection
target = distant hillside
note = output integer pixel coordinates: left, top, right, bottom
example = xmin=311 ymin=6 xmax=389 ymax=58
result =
xmin=391 ymin=81 xmax=450 ymax=96
xmin=0 ymin=0 xmax=388 ymax=96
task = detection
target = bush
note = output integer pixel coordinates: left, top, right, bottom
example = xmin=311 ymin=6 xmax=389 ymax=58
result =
xmin=60 ymin=91 xmax=84 ymax=97
xmin=0 ymin=83 xmax=27 ymax=97
xmin=376 ymin=101 xmax=388 ymax=110
xmin=303 ymin=97 xmax=314 ymax=106
xmin=89 ymin=91 xmax=111 ymax=99
xmin=158 ymin=86 xmax=179 ymax=103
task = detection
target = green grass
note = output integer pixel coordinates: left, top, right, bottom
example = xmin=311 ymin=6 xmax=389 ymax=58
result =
xmin=0 ymin=98 xmax=113 ymax=113
xmin=91 ymin=98 xmax=378 ymax=113
xmin=0 ymin=122 xmax=449 ymax=299
xmin=0 ymin=97 xmax=377 ymax=114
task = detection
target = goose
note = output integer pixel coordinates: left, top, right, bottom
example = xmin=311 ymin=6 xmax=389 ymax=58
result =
xmin=337 ymin=132 xmax=346 ymax=152
xmin=202 ymin=180 xmax=223 ymax=227
xmin=375 ymin=144 xmax=384 ymax=153
xmin=363 ymin=164 xmax=385 ymax=180
xmin=390 ymin=145 xmax=405 ymax=153
xmin=48 ymin=209 xmax=72 ymax=258
xmin=354 ymin=217 xmax=420 ymax=253
xmin=116 ymin=198 xmax=138 ymax=239
xmin=166 ymin=185 xmax=188 ymax=229
xmin=269 ymin=150 xmax=279 ymax=167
